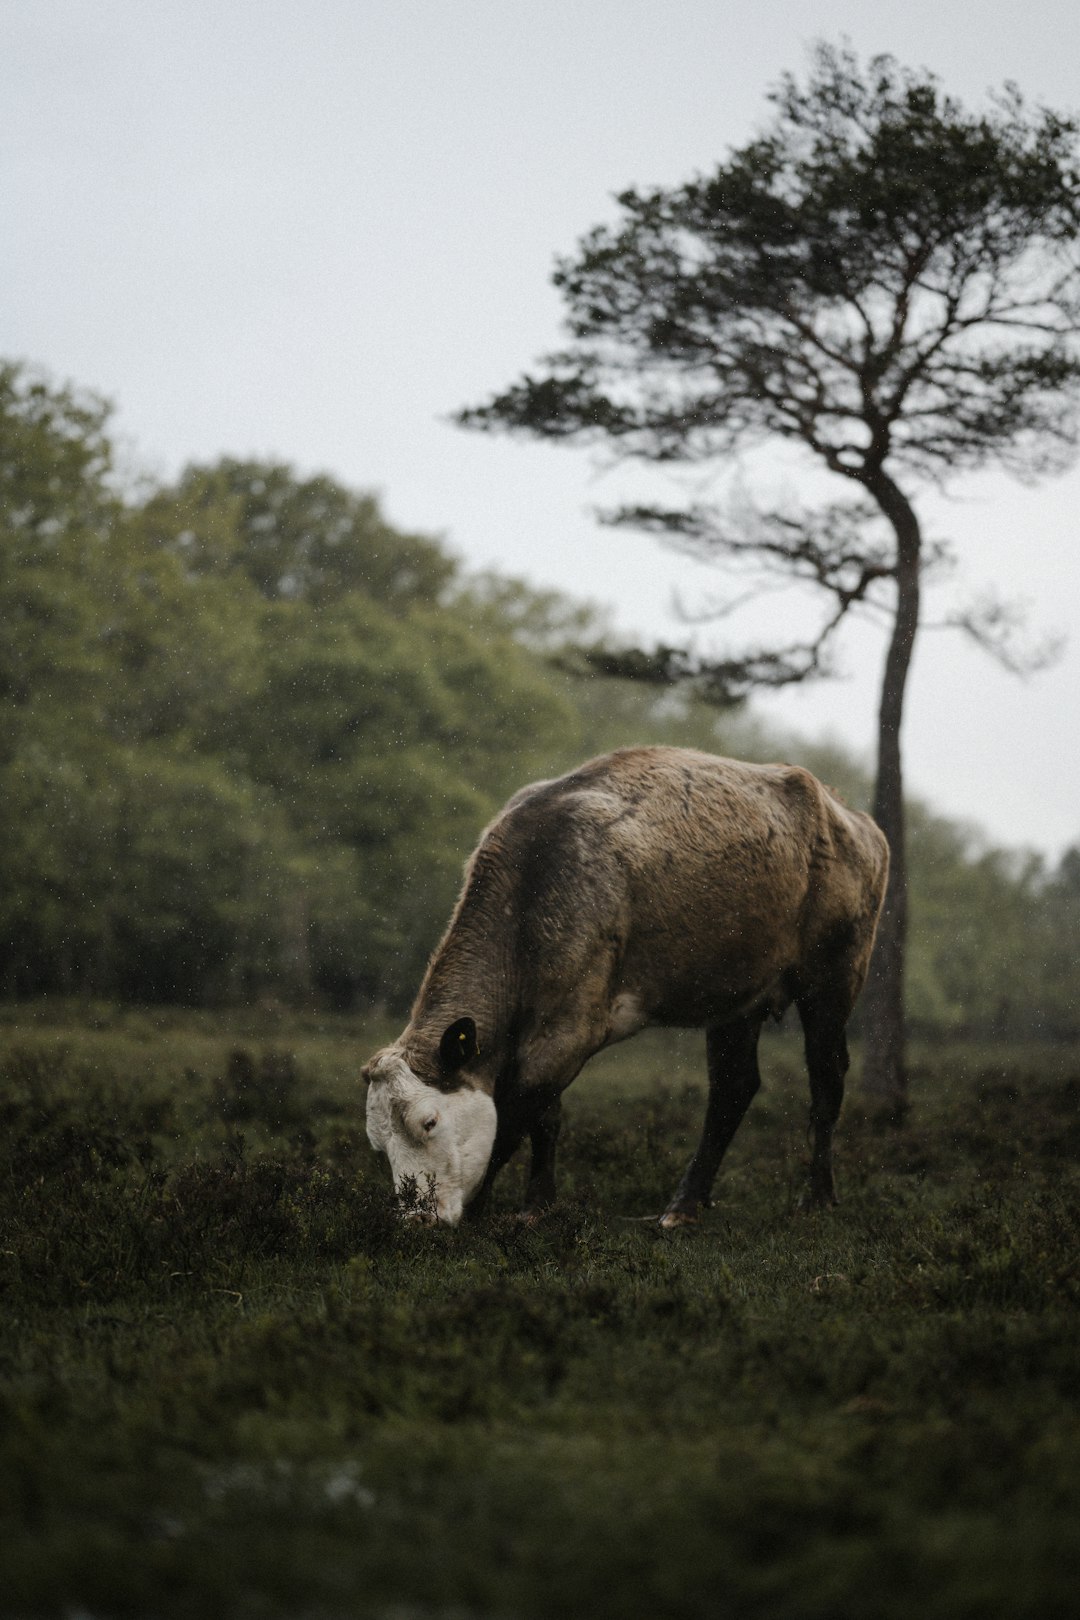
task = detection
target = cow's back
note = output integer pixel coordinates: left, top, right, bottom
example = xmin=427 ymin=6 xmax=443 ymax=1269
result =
xmin=498 ymin=747 xmax=886 ymax=1028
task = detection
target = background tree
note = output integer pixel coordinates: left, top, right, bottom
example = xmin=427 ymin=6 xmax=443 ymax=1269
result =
xmin=0 ymin=374 xmax=580 ymax=1007
xmin=138 ymin=458 xmax=456 ymax=608
xmin=459 ymin=42 xmax=1080 ymax=1110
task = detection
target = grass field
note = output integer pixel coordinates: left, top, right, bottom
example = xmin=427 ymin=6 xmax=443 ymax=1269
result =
xmin=1 ymin=1003 xmax=1079 ymax=1618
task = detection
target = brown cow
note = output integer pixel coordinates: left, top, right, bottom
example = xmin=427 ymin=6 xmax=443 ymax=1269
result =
xmin=363 ymin=746 xmax=888 ymax=1227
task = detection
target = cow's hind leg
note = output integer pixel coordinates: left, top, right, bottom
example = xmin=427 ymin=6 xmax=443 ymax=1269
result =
xmin=660 ymin=1014 xmax=763 ymax=1229
xmin=797 ymin=994 xmax=850 ymax=1209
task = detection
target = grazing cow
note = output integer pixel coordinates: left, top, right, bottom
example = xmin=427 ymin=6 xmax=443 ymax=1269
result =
xmin=363 ymin=746 xmax=888 ymax=1228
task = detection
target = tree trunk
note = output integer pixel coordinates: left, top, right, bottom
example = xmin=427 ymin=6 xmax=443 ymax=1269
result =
xmin=860 ymin=473 xmax=921 ymax=1116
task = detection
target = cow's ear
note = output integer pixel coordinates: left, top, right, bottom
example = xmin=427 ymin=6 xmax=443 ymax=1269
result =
xmin=439 ymin=1016 xmax=478 ymax=1073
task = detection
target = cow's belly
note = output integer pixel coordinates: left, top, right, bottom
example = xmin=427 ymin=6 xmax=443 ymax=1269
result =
xmin=617 ymin=922 xmax=796 ymax=1029
xmin=643 ymin=971 xmax=784 ymax=1028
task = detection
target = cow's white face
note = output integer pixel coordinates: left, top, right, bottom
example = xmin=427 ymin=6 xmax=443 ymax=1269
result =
xmin=363 ymin=1048 xmax=496 ymax=1228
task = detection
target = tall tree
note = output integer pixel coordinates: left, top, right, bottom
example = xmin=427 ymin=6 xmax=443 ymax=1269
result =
xmin=459 ymin=42 xmax=1080 ymax=1110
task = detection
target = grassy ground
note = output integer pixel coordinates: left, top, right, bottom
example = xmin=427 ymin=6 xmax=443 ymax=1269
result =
xmin=1 ymin=1003 xmax=1079 ymax=1618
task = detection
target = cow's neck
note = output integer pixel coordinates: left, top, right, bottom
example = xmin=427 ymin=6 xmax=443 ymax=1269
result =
xmin=405 ymin=856 xmax=519 ymax=1092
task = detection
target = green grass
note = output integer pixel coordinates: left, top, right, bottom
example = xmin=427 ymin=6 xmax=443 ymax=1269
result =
xmin=2 ymin=1005 xmax=1079 ymax=1618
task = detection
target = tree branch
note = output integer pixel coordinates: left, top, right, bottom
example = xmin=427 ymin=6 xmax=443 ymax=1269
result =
xmin=939 ymin=590 xmax=1066 ymax=675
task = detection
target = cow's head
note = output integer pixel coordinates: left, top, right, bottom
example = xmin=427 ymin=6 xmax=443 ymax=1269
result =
xmin=362 ymin=1018 xmax=495 ymax=1227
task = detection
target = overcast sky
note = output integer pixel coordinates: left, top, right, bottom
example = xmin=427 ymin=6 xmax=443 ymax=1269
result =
xmin=4 ymin=0 xmax=1079 ymax=858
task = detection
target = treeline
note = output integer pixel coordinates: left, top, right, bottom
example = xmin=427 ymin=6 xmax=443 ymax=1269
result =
xmin=0 ymin=363 xmax=582 ymax=1007
xmin=1 ymin=362 xmax=1077 ymax=1035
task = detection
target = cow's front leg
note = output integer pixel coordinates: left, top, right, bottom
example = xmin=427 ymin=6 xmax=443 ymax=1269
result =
xmin=661 ymin=1015 xmax=763 ymax=1228
xmin=523 ymin=1088 xmax=562 ymax=1216
xmin=466 ymin=1089 xmax=530 ymax=1221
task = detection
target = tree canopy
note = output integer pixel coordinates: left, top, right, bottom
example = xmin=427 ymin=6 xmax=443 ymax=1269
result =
xmin=462 ymin=42 xmax=1080 ymax=685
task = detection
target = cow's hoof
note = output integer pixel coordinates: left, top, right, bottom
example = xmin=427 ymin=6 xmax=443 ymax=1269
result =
xmin=658 ymin=1207 xmax=700 ymax=1230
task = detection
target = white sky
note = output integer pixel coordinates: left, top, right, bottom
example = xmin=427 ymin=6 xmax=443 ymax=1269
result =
xmin=3 ymin=0 xmax=1079 ymax=859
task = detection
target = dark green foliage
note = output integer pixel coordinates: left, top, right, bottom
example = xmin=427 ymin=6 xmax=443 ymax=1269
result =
xmin=906 ymin=813 xmax=1080 ymax=1040
xmin=139 ymin=458 xmax=456 ymax=607
xmin=0 ymin=363 xmax=577 ymax=1008
xmin=2 ymin=1011 xmax=1080 ymax=1616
